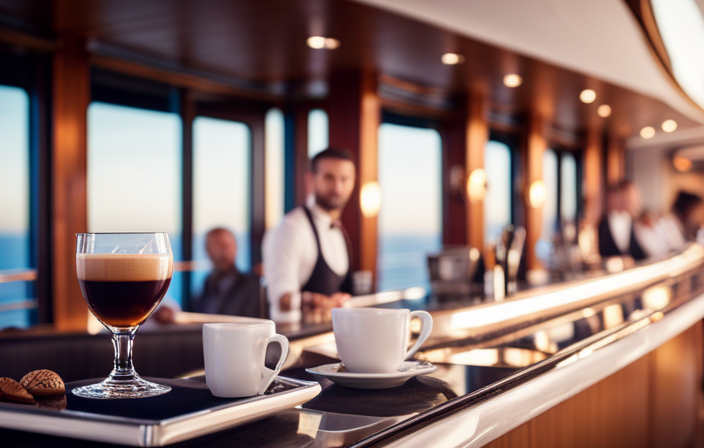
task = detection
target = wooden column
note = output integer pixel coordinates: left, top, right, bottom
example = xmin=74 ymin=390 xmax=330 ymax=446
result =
xmin=584 ymin=126 xmax=604 ymax=225
xmin=524 ymin=113 xmax=546 ymax=271
xmin=606 ymin=134 xmax=626 ymax=185
xmin=52 ymin=36 xmax=90 ymax=331
xmin=443 ymin=94 xmax=488 ymax=249
xmin=328 ymin=71 xmax=380 ymax=282
xmin=465 ymin=95 xmax=489 ymax=250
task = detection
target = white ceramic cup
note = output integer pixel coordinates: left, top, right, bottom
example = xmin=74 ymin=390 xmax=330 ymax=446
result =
xmin=331 ymin=308 xmax=433 ymax=373
xmin=203 ymin=321 xmax=289 ymax=398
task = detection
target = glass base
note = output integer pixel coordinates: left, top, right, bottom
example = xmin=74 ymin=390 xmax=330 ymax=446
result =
xmin=72 ymin=377 xmax=171 ymax=399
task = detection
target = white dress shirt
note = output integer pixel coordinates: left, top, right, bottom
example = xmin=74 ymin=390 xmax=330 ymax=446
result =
xmin=262 ymin=197 xmax=349 ymax=323
xmin=607 ymin=211 xmax=632 ymax=254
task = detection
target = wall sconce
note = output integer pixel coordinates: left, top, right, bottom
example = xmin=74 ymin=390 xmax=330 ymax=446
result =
xmin=466 ymin=169 xmax=487 ymax=203
xmin=673 ymin=156 xmax=692 ymax=172
xmin=528 ymin=179 xmax=546 ymax=208
xmin=360 ymin=181 xmax=381 ymax=218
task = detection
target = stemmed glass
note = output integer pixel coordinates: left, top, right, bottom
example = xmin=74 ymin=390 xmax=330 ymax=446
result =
xmin=72 ymin=233 xmax=174 ymax=399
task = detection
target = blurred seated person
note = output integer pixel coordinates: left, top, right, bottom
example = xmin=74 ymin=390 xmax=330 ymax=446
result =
xmin=193 ymin=228 xmax=262 ymax=317
xmin=262 ymin=148 xmax=354 ymax=324
xmin=598 ymin=180 xmax=647 ymax=260
xmin=634 ymin=210 xmax=670 ymax=259
xmin=668 ymin=191 xmax=704 ymax=243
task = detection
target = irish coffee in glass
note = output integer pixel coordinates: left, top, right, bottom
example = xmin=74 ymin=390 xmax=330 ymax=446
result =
xmin=73 ymin=233 xmax=174 ymax=399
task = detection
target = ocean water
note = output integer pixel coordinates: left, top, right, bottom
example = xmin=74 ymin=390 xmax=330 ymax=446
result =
xmin=377 ymin=234 xmax=442 ymax=293
xmin=0 ymin=232 xmax=32 ymax=329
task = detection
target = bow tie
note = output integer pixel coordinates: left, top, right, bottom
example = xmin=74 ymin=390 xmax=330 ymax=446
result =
xmin=330 ymin=221 xmax=342 ymax=230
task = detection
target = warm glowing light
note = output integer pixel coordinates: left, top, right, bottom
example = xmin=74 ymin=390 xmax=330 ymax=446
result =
xmin=466 ymin=168 xmax=486 ymax=203
xmin=441 ymin=53 xmax=465 ymax=65
xmin=528 ymin=180 xmax=547 ymax=208
xmin=306 ymin=36 xmax=340 ymax=49
xmin=582 ymin=307 xmax=596 ymax=319
xmin=597 ymin=104 xmax=611 ymax=117
xmin=640 ymin=126 xmax=656 ymax=139
xmin=603 ymin=304 xmax=624 ymax=329
xmin=662 ymin=119 xmax=678 ymax=133
xmin=642 ymin=285 xmax=671 ymax=310
xmin=503 ymin=74 xmax=523 ymax=88
xmin=580 ymin=89 xmax=596 ymax=103
xmin=360 ymin=181 xmax=381 ymax=218
xmin=605 ymin=256 xmax=625 ymax=273
xmin=673 ymin=156 xmax=693 ymax=172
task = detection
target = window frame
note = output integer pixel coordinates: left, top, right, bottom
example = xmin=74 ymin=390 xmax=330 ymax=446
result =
xmin=376 ymin=110 xmax=445 ymax=292
xmin=88 ymin=69 xmax=273 ymax=309
xmin=0 ymin=45 xmax=52 ymax=325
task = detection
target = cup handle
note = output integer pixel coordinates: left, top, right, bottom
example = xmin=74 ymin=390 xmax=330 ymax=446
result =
xmin=404 ymin=311 xmax=433 ymax=360
xmin=257 ymin=334 xmax=289 ymax=394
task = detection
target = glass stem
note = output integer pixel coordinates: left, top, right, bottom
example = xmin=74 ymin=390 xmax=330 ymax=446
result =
xmin=110 ymin=330 xmax=138 ymax=381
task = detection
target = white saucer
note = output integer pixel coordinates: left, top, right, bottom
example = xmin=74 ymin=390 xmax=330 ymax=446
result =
xmin=305 ymin=361 xmax=437 ymax=389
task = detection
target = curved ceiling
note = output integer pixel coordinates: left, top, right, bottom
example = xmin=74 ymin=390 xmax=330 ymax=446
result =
xmin=354 ymin=0 xmax=704 ymax=125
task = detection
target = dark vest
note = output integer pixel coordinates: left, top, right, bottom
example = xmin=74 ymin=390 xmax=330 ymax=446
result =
xmin=300 ymin=207 xmax=353 ymax=296
xmin=597 ymin=216 xmax=647 ymax=261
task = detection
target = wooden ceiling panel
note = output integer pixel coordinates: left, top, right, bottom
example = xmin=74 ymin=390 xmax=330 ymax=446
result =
xmin=0 ymin=0 xmax=698 ymax=136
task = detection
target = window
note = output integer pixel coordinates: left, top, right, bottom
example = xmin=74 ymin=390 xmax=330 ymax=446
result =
xmin=265 ymin=108 xmax=285 ymax=229
xmin=0 ymin=85 xmax=32 ymax=329
xmin=377 ymin=123 xmax=442 ymax=292
xmin=484 ymin=140 xmax=512 ymax=243
xmin=561 ymin=152 xmax=578 ymax=223
xmin=87 ymin=102 xmax=184 ymax=304
xmin=308 ymin=109 xmax=328 ymax=157
xmin=542 ymin=149 xmax=559 ymax=240
xmin=191 ymin=117 xmax=252 ymax=299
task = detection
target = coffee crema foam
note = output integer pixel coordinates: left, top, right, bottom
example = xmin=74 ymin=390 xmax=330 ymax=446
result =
xmin=76 ymin=254 xmax=173 ymax=282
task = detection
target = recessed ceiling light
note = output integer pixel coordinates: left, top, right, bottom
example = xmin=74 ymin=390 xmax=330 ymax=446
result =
xmin=640 ymin=126 xmax=656 ymax=139
xmin=503 ymin=74 xmax=523 ymax=88
xmin=441 ymin=53 xmax=464 ymax=65
xmin=306 ymin=36 xmax=340 ymax=49
xmin=662 ymin=119 xmax=677 ymax=133
xmin=580 ymin=89 xmax=596 ymax=104
xmin=597 ymin=104 xmax=611 ymax=117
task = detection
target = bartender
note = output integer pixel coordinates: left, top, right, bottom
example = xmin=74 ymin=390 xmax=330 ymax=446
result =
xmin=262 ymin=148 xmax=355 ymax=323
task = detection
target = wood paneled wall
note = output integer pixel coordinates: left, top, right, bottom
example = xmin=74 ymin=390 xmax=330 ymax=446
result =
xmin=329 ymin=71 xmax=380 ymax=279
xmin=52 ymin=36 xmax=90 ymax=331
xmin=524 ymin=113 xmax=547 ymax=271
xmin=584 ymin=126 xmax=604 ymax=225
xmin=443 ymin=94 xmax=489 ymax=249
xmin=483 ymin=321 xmax=704 ymax=448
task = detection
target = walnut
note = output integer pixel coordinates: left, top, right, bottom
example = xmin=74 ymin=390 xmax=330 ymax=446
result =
xmin=0 ymin=377 xmax=36 ymax=404
xmin=20 ymin=370 xmax=65 ymax=397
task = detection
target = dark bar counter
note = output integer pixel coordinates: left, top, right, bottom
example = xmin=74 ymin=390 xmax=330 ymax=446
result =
xmin=2 ymin=244 xmax=704 ymax=447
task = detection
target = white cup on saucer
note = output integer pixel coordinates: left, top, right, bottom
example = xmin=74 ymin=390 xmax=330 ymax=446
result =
xmin=203 ymin=321 xmax=289 ymax=398
xmin=331 ymin=308 xmax=433 ymax=374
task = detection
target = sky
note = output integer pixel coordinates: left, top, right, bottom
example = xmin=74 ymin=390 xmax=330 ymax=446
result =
xmin=88 ymin=102 xmax=182 ymax=234
xmin=192 ymin=116 xmax=250 ymax=237
xmin=265 ymin=108 xmax=284 ymax=229
xmin=484 ymin=140 xmax=512 ymax=242
xmin=378 ymin=123 xmax=442 ymax=236
xmin=0 ymin=85 xmax=29 ymax=234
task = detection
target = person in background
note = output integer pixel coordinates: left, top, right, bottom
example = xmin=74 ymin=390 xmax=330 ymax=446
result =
xmin=634 ymin=209 xmax=670 ymax=259
xmin=193 ymin=227 xmax=262 ymax=317
xmin=598 ymin=180 xmax=647 ymax=260
xmin=262 ymin=148 xmax=355 ymax=324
